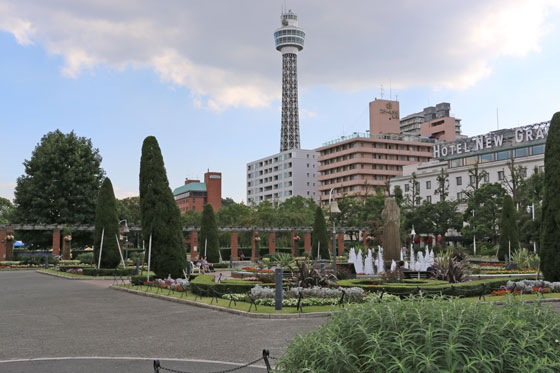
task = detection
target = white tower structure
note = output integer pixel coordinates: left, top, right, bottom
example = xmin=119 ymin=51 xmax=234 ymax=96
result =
xmin=274 ymin=10 xmax=305 ymax=152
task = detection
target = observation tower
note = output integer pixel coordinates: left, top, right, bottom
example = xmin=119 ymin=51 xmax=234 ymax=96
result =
xmin=274 ymin=10 xmax=305 ymax=152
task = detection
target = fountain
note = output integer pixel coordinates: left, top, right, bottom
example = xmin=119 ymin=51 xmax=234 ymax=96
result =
xmin=410 ymin=247 xmax=416 ymax=271
xmin=354 ymin=249 xmax=364 ymax=274
xmin=376 ymin=246 xmax=385 ymax=274
xmin=348 ymin=247 xmax=356 ymax=264
xmin=390 ymin=259 xmax=397 ymax=272
xmin=364 ymin=249 xmax=374 ymax=275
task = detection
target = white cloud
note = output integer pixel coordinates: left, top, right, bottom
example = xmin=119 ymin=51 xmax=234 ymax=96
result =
xmin=0 ymin=0 xmax=558 ymax=109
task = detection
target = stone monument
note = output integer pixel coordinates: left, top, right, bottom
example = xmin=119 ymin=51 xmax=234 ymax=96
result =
xmin=381 ymin=197 xmax=400 ymax=262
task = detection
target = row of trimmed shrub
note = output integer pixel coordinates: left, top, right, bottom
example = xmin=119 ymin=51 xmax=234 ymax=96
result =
xmin=79 ymin=268 xmax=138 ymax=276
xmin=337 ymin=277 xmax=525 ymax=297
xmin=190 ymin=274 xmax=273 ymax=295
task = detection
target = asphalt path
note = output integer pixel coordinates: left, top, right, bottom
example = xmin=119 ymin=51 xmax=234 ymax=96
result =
xmin=0 ymin=271 xmax=326 ymax=372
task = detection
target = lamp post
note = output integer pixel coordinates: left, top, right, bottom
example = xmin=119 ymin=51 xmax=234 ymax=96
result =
xmin=119 ymin=220 xmax=129 ymax=262
xmin=472 ymin=210 xmax=476 ymax=256
xmin=328 ymin=188 xmax=341 ymax=277
xmin=527 ymin=203 xmax=537 ymax=253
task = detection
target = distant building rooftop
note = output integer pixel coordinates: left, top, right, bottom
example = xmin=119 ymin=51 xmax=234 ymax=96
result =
xmin=173 ymin=182 xmax=207 ymax=195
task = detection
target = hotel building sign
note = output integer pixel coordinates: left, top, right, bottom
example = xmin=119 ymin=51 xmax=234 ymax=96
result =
xmin=433 ymin=121 xmax=549 ymax=159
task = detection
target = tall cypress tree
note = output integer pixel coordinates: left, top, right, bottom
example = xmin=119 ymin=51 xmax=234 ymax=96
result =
xmin=312 ymin=206 xmax=329 ymax=259
xmin=498 ymin=194 xmax=519 ymax=261
xmin=93 ymin=178 xmax=121 ymax=268
xmin=541 ymin=112 xmax=560 ymax=281
xmin=199 ymin=203 xmax=219 ymax=263
xmin=139 ymin=136 xmax=186 ymax=278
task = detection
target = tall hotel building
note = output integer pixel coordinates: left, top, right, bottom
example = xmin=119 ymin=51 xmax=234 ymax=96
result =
xmin=246 ymin=10 xmax=319 ymax=205
xmin=389 ymin=121 xmax=549 ymax=203
xmin=317 ymin=99 xmax=463 ymax=202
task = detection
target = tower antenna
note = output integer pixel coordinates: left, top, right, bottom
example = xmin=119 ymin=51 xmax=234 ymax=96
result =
xmin=380 ymin=84 xmax=384 ymax=99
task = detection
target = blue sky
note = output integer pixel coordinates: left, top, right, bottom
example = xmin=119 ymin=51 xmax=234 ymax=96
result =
xmin=1 ymin=0 xmax=559 ymax=202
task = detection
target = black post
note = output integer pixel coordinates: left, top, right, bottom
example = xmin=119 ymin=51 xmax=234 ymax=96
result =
xmin=153 ymin=360 xmax=160 ymax=373
xmin=44 ymin=254 xmax=49 ymax=269
xmin=263 ymin=349 xmax=272 ymax=372
xmin=275 ymin=267 xmax=283 ymax=311
xmin=229 ymin=255 xmax=233 ymax=269
xmin=135 ymin=258 xmax=140 ymax=275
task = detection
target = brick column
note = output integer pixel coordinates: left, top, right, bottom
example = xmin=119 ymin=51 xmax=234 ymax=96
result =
xmin=52 ymin=230 xmax=61 ymax=257
xmin=362 ymin=231 xmax=368 ymax=246
xmin=337 ymin=232 xmax=345 ymax=256
xmin=304 ymin=232 xmax=311 ymax=254
xmin=268 ymin=232 xmax=276 ymax=254
xmin=0 ymin=229 xmax=6 ymax=260
xmin=190 ymin=231 xmax=199 ymax=260
xmin=230 ymin=232 xmax=238 ymax=260
xmin=0 ymin=229 xmax=14 ymax=261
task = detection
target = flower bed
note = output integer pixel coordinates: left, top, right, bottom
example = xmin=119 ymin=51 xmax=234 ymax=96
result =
xmin=143 ymin=278 xmax=189 ymax=291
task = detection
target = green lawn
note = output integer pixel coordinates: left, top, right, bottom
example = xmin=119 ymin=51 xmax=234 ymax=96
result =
xmin=115 ymin=284 xmax=560 ymax=315
xmin=118 ymin=284 xmax=344 ymax=314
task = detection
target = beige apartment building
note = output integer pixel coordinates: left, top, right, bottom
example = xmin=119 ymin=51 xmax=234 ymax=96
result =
xmin=317 ymin=98 xmax=441 ymax=202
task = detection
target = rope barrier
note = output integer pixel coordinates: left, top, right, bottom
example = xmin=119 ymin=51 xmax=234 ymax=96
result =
xmin=154 ymin=355 xmax=266 ymax=373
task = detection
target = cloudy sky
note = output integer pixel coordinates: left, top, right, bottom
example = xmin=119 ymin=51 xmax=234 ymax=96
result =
xmin=1 ymin=0 xmax=559 ymax=202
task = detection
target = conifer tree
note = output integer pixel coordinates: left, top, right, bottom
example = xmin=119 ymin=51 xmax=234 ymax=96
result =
xmin=139 ymin=136 xmax=186 ymax=278
xmin=199 ymin=203 xmax=219 ymax=263
xmin=540 ymin=112 xmax=560 ymax=281
xmin=498 ymin=194 xmax=519 ymax=261
xmin=93 ymin=178 xmax=121 ymax=268
xmin=312 ymin=206 xmax=329 ymax=259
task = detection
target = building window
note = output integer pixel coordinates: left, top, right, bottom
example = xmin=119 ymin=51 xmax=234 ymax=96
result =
xmin=496 ymin=150 xmax=510 ymax=161
xmin=469 ymin=175 xmax=476 ymax=184
xmin=427 ymin=195 xmax=432 ymax=203
xmin=449 ymin=159 xmax=461 ymax=168
xmin=426 ymin=181 xmax=431 ymax=189
xmin=520 ymin=167 xmax=527 ymax=178
xmin=484 ymin=174 xmax=490 ymax=182
xmin=532 ymin=144 xmax=545 ymax=155
xmin=480 ymin=153 xmax=494 ymax=163
xmin=457 ymin=192 xmax=463 ymax=200
xmin=405 ymin=184 xmax=409 ymax=192
xmin=498 ymin=171 xmax=505 ymax=180
xmin=456 ymin=176 xmax=462 ymax=186
xmin=515 ymin=147 xmax=528 ymax=158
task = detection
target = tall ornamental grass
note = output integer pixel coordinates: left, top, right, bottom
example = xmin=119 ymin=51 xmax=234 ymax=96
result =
xmin=276 ymin=297 xmax=560 ymax=372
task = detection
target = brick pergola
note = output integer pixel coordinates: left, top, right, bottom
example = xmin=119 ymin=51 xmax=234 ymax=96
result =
xmin=0 ymin=224 xmax=368 ymax=262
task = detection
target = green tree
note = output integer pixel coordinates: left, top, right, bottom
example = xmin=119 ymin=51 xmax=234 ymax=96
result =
xmin=312 ymin=206 xmax=329 ymax=259
xmin=541 ymin=112 xmax=560 ymax=281
xmin=13 ymin=130 xmax=104 ymax=248
xmin=517 ymin=168 xmax=545 ymax=249
xmin=199 ymin=203 xmax=219 ymax=263
xmin=139 ymin=136 xmax=186 ymax=278
xmin=462 ymin=183 xmax=506 ymax=246
xmin=93 ymin=178 xmax=121 ymax=268
xmin=0 ymin=197 xmax=14 ymax=224
xmin=116 ymin=197 xmax=141 ymax=226
xmin=465 ymin=161 xmax=488 ymax=200
xmin=392 ymin=185 xmax=404 ymax=207
xmin=406 ymin=172 xmax=421 ymax=208
xmin=498 ymin=195 xmax=519 ymax=261
xmin=435 ymin=168 xmax=449 ymax=202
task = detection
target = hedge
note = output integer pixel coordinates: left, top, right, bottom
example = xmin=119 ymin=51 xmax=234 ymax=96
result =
xmin=337 ymin=277 xmax=525 ymax=297
xmin=190 ymin=274 xmax=273 ymax=295
xmin=81 ymin=268 xmax=138 ymax=277
xmin=219 ymin=247 xmax=292 ymax=260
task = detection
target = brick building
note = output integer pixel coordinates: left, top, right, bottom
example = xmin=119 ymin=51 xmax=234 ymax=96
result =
xmin=174 ymin=171 xmax=222 ymax=213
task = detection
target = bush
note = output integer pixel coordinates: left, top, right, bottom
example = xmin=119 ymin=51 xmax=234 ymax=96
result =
xmin=190 ymin=274 xmax=273 ymax=295
xmin=337 ymin=277 xmax=522 ymax=297
xmin=81 ymin=268 xmax=137 ymax=277
xmin=276 ymin=297 xmax=560 ymax=371
xmin=77 ymin=253 xmax=94 ymax=265
xmin=212 ymin=262 xmax=229 ymax=269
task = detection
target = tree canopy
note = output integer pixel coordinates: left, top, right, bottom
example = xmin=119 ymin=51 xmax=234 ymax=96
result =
xmin=498 ymin=194 xmax=519 ymax=261
xmin=199 ymin=203 xmax=219 ymax=263
xmin=13 ymin=130 xmax=104 ymax=248
xmin=541 ymin=112 xmax=560 ymax=281
xmin=93 ymin=178 xmax=121 ymax=268
xmin=139 ymin=136 xmax=186 ymax=278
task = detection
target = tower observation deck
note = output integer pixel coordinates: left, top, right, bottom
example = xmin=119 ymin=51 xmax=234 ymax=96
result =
xmin=274 ymin=10 xmax=305 ymax=152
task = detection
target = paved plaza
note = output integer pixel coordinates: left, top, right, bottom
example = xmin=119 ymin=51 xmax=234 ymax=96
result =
xmin=0 ymin=271 xmax=326 ymax=372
